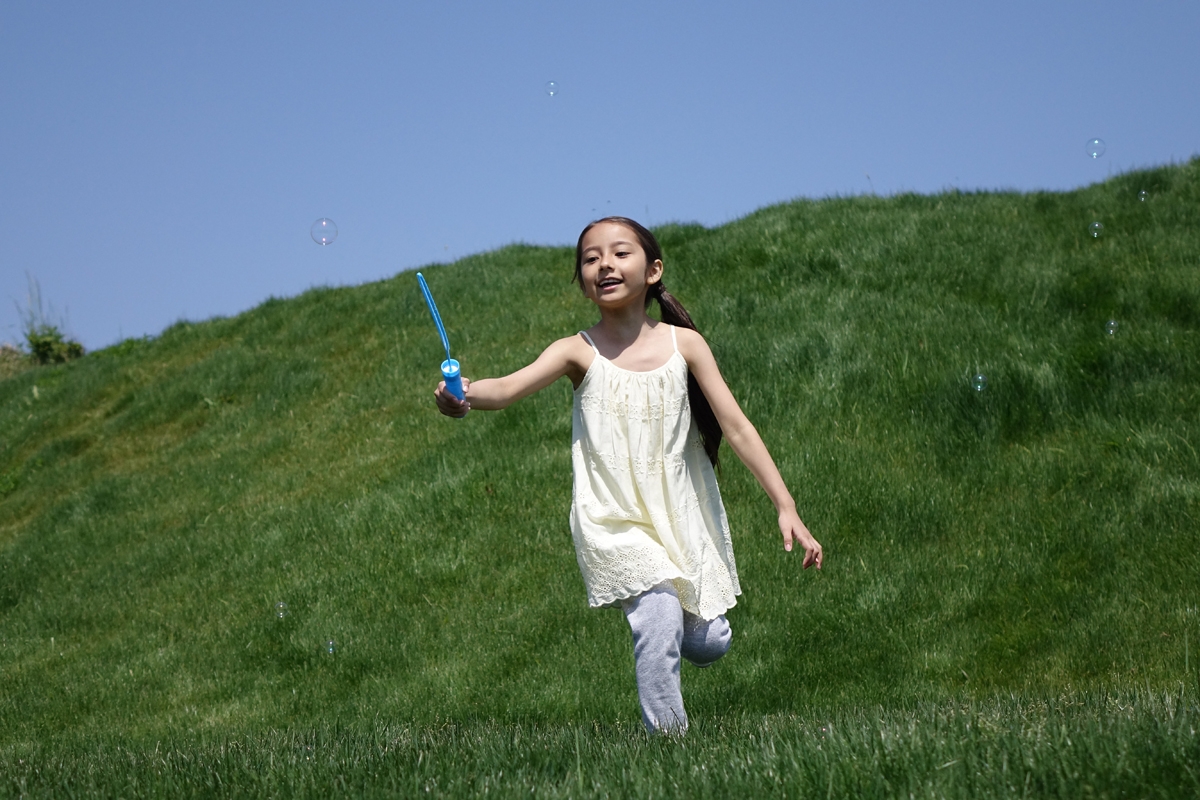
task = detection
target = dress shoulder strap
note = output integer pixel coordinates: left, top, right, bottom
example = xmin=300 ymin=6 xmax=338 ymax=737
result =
xmin=670 ymin=325 xmax=679 ymax=354
xmin=579 ymin=331 xmax=599 ymax=353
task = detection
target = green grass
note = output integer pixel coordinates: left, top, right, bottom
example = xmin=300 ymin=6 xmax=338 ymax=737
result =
xmin=1 ymin=160 xmax=1198 ymax=796
xmin=3 ymin=692 xmax=1197 ymax=798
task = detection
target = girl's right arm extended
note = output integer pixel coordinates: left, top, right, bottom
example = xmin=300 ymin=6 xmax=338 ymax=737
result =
xmin=433 ymin=336 xmax=586 ymax=417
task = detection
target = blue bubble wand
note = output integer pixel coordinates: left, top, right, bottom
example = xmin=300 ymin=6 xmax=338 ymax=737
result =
xmin=416 ymin=272 xmax=465 ymax=402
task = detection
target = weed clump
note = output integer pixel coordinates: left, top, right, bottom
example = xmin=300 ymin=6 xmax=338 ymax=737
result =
xmin=14 ymin=274 xmax=85 ymax=366
xmin=24 ymin=324 xmax=84 ymax=365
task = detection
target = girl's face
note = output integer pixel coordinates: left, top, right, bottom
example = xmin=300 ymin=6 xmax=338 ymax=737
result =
xmin=578 ymin=222 xmax=663 ymax=308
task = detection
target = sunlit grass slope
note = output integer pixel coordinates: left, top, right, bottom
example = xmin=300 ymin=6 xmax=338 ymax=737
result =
xmin=1 ymin=161 xmax=1197 ymax=758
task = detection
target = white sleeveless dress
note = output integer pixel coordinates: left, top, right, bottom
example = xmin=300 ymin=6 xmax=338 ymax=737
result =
xmin=569 ymin=325 xmax=741 ymax=620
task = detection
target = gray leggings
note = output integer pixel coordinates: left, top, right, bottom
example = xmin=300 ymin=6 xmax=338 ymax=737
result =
xmin=620 ymin=582 xmax=732 ymax=734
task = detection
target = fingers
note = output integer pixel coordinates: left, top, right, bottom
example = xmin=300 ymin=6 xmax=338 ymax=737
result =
xmin=433 ymin=381 xmax=471 ymax=417
xmin=784 ymin=527 xmax=823 ymax=569
xmin=801 ymin=536 xmax=823 ymax=569
xmin=803 ymin=544 xmax=823 ymax=570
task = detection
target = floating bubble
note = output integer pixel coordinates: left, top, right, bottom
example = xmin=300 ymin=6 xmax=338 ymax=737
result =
xmin=275 ymin=601 xmax=289 ymax=619
xmin=972 ymin=373 xmax=988 ymax=392
xmin=1089 ymin=221 xmax=1103 ymax=238
xmin=311 ymin=218 xmax=338 ymax=245
xmin=1106 ymin=320 xmax=1118 ymax=336
xmin=1138 ymin=190 xmax=1148 ymax=202
xmin=544 ymin=81 xmax=558 ymax=97
xmin=325 ymin=639 xmax=336 ymax=655
xmin=1085 ymin=138 xmax=1106 ymax=159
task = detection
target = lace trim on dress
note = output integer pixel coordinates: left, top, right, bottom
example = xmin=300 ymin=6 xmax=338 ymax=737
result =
xmin=576 ymin=393 xmax=687 ymax=422
xmin=582 ymin=558 xmax=739 ymax=619
xmin=585 ymin=449 xmax=687 ymax=477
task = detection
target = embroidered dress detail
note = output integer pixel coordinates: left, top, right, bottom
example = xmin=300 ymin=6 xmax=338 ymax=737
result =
xmin=570 ymin=326 xmax=740 ymax=620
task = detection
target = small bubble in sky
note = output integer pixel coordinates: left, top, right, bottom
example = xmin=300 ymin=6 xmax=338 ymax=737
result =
xmin=1089 ymin=221 xmax=1103 ymax=238
xmin=275 ymin=601 xmax=289 ymax=619
xmin=544 ymin=81 xmax=558 ymax=97
xmin=311 ymin=218 xmax=338 ymax=245
xmin=1086 ymin=138 xmax=1106 ymax=159
xmin=972 ymin=373 xmax=988 ymax=392
xmin=1138 ymin=190 xmax=1148 ymax=202
xmin=326 ymin=639 xmax=336 ymax=655
xmin=1106 ymin=320 xmax=1118 ymax=336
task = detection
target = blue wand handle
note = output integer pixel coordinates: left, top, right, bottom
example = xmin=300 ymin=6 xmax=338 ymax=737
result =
xmin=417 ymin=272 xmax=465 ymax=401
xmin=440 ymin=358 xmax=464 ymax=402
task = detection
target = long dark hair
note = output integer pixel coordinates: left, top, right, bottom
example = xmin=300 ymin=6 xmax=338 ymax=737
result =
xmin=573 ymin=216 xmax=723 ymax=469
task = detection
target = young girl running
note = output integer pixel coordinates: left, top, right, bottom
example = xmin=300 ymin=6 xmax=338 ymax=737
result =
xmin=433 ymin=217 xmax=822 ymax=734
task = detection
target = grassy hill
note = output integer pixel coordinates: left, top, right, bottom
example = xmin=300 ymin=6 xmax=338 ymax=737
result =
xmin=1 ymin=161 xmax=1198 ymax=796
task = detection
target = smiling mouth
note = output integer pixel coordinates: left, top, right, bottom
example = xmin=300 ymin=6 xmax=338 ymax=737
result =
xmin=597 ymin=279 xmax=621 ymax=289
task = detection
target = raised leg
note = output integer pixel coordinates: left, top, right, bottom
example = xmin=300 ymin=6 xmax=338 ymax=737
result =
xmin=681 ymin=611 xmax=731 ymax=668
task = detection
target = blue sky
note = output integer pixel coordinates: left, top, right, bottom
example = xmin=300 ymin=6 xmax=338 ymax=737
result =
xmin=2 ymin=1 xmax=1197 ymax=349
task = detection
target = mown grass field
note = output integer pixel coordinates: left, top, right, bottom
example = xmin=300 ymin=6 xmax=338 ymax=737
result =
xmin=1 ymin=161 xmax=1198 ymax=797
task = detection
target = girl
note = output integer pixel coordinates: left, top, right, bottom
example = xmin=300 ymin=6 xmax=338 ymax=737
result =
xmin=433 ymin=217 xmax=822 ymax=734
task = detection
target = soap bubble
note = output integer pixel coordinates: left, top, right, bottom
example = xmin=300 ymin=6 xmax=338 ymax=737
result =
xmin=972 ymin=373 xmax=988 ymax=392
xmin=1085 ymin=138 xmax=1106 ymax=159
xmin=1089 ymin=221 xmax=1103 ymax=238
xmin=311 ymin=218 xmax=338 ymax=245
xmin=275 ymin=601 xmax=289 ymax=619
xmin=1138 ymin=190 xmax=1148 ymax=202
xmin=325 ymin=639 xmax=336 ymax=655
xmin=544 ymin=81 xmax=558 ymax=97
xmin=1106 ymin=320 xmax=1118 ymax=336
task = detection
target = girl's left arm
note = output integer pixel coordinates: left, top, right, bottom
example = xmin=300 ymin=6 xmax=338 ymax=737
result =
xmin=679 ymin=328 xmax=823 ymax=568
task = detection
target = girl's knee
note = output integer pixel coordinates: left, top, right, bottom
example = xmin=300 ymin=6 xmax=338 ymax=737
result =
xmin=681 ymin=614 xmax=731 ymax=667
